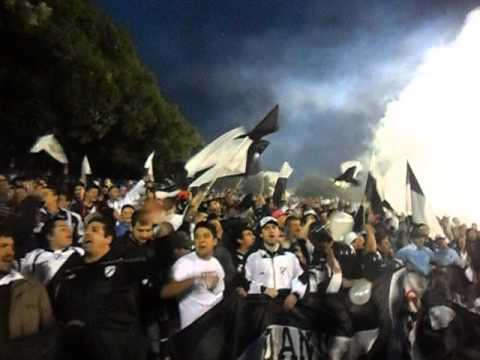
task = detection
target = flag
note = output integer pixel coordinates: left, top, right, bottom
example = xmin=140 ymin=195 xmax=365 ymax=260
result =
xmin=406 ymin=162 xmax=444 ymax=237
xmin=80 ymin=156 xmax=92 ymax=185
xmin=186 ymin=106 xmax=279 ymax=189
xmin=185 ymin=127 xmax=247 ymax=179
xmin=239 ymin=105 xmax=279 ymax=142
xmin=272 ymin=162 xmax=293 ymax=208
xmin=365 ymin=172 xmax=384 ymax=218
xmin=144 ymin=151 xmax=155 ymax=178
xmin=188 ymin=135 xmax=253 ymax=188
xmin=30 ymin=134 xmax=68 ymax=164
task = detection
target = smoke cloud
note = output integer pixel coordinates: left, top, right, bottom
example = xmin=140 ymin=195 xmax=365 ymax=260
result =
xmin=373 ymin=8 xmax=480 ymax=224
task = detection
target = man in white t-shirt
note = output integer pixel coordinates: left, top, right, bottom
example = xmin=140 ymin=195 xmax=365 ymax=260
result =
xmin=161 ymin=221 xmax=225 ymax=329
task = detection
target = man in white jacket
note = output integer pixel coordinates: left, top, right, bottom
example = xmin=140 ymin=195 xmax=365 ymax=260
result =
xmin=244 ymin=216 xmax=307 ymax=307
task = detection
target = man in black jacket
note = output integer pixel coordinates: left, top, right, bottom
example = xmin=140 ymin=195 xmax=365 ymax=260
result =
xmin=54 ymin=215 xmax=152 ymax=360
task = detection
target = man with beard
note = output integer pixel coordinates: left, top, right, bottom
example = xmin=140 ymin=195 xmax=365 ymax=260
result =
xmin=54 ymin=215 xmax=151 ymax=360
xmin=0 ymin=221 xmax=56 ymax=360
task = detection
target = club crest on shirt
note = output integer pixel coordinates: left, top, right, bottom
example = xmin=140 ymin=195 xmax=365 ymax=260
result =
xmin=104 ymin=265 xmax=116 ymax=278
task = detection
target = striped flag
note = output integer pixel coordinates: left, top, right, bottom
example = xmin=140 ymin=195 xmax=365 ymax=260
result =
xmin=406 ymin=162 xmax=444 ymax=237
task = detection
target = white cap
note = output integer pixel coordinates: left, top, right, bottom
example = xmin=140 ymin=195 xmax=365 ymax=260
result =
xmin=259 ymin=216 xmax=279 ymax=229
xmin=303 ymin=209 xmax=318 ymax=218
xmin=343 ymin=231 xmax=361 ymax=245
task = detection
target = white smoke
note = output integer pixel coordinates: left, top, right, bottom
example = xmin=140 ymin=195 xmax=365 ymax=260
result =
xmin=373 ymin=8 xmax=480 ymax=225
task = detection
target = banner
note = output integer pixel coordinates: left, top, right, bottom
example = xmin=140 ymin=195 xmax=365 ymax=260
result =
xmin=239 ymin=325 xmax=320 ymax=360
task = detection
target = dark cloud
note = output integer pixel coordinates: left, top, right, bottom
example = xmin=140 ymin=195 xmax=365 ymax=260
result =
xmin=97 ymin=0 xmax=480 ymax=179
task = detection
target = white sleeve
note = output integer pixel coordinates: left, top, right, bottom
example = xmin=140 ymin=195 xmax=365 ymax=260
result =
xmin=245 ymin=254 xmax=263 ymax=294
xmin=19 ymin=250 xmax=40 ymax=276
xmin=172 ymin=258 xmax=193 ymax=282
xmin=290 ymin=255 xmax=307 ymax=298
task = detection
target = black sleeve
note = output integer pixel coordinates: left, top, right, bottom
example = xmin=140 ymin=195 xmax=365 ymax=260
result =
xmin=362 ymin=252 xmax=383 ymax=281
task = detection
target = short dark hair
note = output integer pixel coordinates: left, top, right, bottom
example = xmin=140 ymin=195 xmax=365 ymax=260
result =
xmin=286 ymin=215 xmax=301 ymax=226
xmin=169 ymin=231 xmax=192 ymax=250
xmin=58 ymin=190 xmax=72 ymax=202
xmin=194 ymin=221 xmax=217 ymax=239
xmin=108 ymin=185 xmax=119 ymax=193
xmin=411 ymin=223 xmax=427 ymax=239
xmin=86 ymin=184 xmax=100 ymax=192
xmin=74 ymin=182 xmax=85 ymax=189
xmin=43 ymin=185 xmax=59 ymax=196
xmin=0 ymin=220 xmax=14 ymax=239
xmin=41 ymin=216 xmax=65 ymax=239
xmin=87 ymin=215 xmax=115 ymax=238
xmin=121 ymin=204 xmax=135 ymax=212
xmin=131 ymin=209 xmax=151 ymax=227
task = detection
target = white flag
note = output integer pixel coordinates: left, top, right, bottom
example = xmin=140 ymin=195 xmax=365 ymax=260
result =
xmin=278 ymin=161 xmax=293 ymax=179
xmin=185 ymin=127 xmax=247 ymax=178
xmin=188 ymin=135 xmax=253 ymax=188
xmin=30 ymin=134 xmax=68 ymax=164
xmin=81 ymin=156 xmax=92 ymax=176
xmin=144 ymin=151 xmax=155 ymax=177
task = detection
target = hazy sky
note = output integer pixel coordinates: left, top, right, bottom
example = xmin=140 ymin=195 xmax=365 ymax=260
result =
xmin=95 ymin=0 xmax=480 ymax=180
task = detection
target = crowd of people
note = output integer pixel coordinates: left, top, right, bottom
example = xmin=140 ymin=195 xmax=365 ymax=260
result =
xmin=0 ymin=172 xmax=479 ymax=360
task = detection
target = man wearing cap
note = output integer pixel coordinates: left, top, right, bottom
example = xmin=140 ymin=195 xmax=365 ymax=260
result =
xmin=244 ymin=216 xmax=307 ymax=300
xmin=233 ymin=216 xmax=307 ymax=354
xmin=238 ymin=216 xmax=307 ymax=348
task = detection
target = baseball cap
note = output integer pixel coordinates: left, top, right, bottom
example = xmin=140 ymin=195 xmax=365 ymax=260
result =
xmin=259 ymin=216 xmax=279 ymax=229
xmin=272 ymin=208 xmax=288 ymax=219
xmin=343 ymin=231 xmax=362 ymax=245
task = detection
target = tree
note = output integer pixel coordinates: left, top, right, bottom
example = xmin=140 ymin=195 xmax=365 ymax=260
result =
xmin=0 ymin=0 xmax=202 ymax=178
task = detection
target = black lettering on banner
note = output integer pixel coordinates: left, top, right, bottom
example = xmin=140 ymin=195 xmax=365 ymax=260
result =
xmin=278 ymin=327 xmax=298 ymax=360
xmin=263 ymin=327 xmax=274 ymax=360
xmin=299 ymin=330 xmax=314 ymax=360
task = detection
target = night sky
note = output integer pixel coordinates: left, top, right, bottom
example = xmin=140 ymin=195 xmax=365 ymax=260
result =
xmin=94 ymin=0 xmax=480 ymax=180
